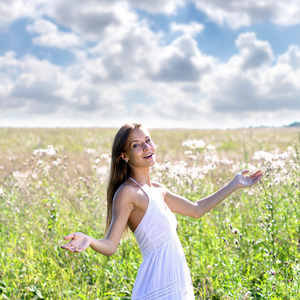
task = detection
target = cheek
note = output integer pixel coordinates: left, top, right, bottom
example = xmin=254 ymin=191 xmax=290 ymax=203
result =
xmin=151 ymin=142 xmax=156 ymax=151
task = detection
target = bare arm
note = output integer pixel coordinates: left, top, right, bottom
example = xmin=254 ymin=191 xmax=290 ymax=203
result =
xmin=164 ymin=170 xmax=263 ymax=218
xmin=61 ymin=185 xmax=135 ymax=256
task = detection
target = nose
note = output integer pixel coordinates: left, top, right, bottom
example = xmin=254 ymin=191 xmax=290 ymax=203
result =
xmin=142 ymin=142 xmax=150 ymax=151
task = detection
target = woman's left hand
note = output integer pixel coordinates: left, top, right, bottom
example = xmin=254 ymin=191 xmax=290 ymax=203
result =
xmin=234 ymin=170 xmax=264 ymax=188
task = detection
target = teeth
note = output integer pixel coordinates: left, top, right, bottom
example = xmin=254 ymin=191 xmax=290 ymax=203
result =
xmin=145 ymin=153 xmax=152 ymax=158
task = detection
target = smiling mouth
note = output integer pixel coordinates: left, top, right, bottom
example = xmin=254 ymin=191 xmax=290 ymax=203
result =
xmin=144 ymin=153 xmax=153 ymax=158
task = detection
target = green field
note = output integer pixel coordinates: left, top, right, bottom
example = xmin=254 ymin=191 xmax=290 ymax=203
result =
xmin=0 ymin=127 xmax=299 ymax=299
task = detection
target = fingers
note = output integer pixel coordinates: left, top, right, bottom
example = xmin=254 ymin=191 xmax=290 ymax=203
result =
xmin=241 ymin=170 xmax=249 ymax=175
xmin=61 ymin=243 xmax=85 ymax=253
xmin=63 ymin=233 xmax=76 ymax=240
xmin=250 ymin=171 xmax=264 ymax=185
xmin=250 ymin=170 xmax=263 ymax=178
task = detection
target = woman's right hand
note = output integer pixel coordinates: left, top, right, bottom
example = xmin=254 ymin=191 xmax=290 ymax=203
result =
xmin=61 ymin=232 xmax=92 ymax=253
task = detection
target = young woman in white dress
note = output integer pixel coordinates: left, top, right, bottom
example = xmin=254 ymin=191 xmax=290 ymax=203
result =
xmin=61 ymin=123 xmax=263 ymax=299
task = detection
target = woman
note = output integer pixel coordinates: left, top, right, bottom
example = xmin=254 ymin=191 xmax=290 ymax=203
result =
xmin=61 ymin=122 xmax=263 ymax=299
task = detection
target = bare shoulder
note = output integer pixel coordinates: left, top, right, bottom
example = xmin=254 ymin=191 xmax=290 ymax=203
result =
xmin=151 ymin=182 xmax=169 ymax=196
xmin=113 ymin=180 xmax=145 ymax=207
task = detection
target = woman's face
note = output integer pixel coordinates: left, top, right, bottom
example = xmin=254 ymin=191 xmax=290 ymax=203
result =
xmin=123 ymin=126 xmax=156 ymax=168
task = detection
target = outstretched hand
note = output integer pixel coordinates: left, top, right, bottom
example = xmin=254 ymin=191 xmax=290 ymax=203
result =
xmin=234 ymin=170 xmax=263 ymax=188
xmin=61 ymin=232 xmax=91 ymax=253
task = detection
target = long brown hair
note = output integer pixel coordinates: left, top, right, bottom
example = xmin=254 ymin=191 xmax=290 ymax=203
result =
xmin=105 ymin=122 xmax=142 ymax=233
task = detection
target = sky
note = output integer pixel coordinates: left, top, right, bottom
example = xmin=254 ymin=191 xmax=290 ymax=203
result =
xmin=0 ymin=0 xmax=300 ymax=129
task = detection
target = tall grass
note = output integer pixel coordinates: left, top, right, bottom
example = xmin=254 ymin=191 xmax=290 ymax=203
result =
xmin=0 ymin=127 xmax=299 ymax=299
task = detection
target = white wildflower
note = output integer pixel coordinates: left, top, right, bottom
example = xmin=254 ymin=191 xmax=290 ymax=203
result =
xmin=47 ymin=145 xmax=57 ymax=156
xmin=274 ymin=178 xmax=280 ymax=185
xmin=206 ymin=144 xmax=216 ymax=151
xmin=182 ymin=139 xmax=206 ymax=149
xmin=100 ymin=153 xmax=110 ymax=160
xmin=97 ymin=166 xmax=108 ymax=178
xmin=253 ymin=150 xmax=273 ymax=162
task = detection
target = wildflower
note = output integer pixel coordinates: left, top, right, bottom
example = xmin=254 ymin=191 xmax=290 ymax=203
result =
xmin=234 ymin=239 xmax=239 ymax=245
xmin=209 ymin=163 xmax=216 ymax=170
xmin=232 ymin=228 xmax=239 ymax=234
xmin=206 ymin=144 xmax=215 ymax=151
xmin=270 ymin=270 xmax=276 ymax=275
xmin=274 ymin=178 xmax=280 ymax=185
xmin=222 ymin=237 xmax=228 ymax=244
xmin=229 ymin=224 xmax=233 ymax=230
xmin=100 ymin=153 xmax=110 ymax=160
xmin=182 ymin=139 xmax=206 ymax=149
xmin=86 ymin=148 xmax=96 ymax=155
xmin=47 ymin=145 xmax=57 ymax=156
xmin=239 ymin=234 xmax=243 ymax=239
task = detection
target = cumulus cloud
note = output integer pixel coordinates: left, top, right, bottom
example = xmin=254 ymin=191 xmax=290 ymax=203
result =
xmin=48 ymin=0 xmax=126 ymax=40
xmin=278 ymin=45 xmax=300 ymax=71
xmin=0 ymin=52 xmax=127 ymax=117
xmin=170 ymin=21 xmax=204 ymax=37
xmin=235 ymin=32 xmax=274 ymax=70
xmin=1 ymin=0 xmax=300 ymax=128
xmin=27 ymin=19 xmax=80 ymax=48
xmin=191 ymin=0 xmax=300 ymax=28
xmin=207 ymin=33 xmax=300 ymax=113
xmin=127 ymin=0 xmax=184 ymax=14
xmin=0 ymin=0 xmax=44 ymax=28
xmin=149 ymin=36 xmax=213 ymax=82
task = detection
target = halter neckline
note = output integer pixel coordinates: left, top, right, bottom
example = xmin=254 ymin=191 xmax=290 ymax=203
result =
xmin=129 ymin=177 xmax=151 ymax=188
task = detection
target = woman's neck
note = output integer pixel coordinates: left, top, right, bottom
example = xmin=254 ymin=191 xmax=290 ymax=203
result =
xmin=129 ymin=168 xmax=151 ymax=186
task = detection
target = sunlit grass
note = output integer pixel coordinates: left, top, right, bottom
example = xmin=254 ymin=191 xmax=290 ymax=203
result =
xmin=0 ymin=127 xmax=299 ymax=299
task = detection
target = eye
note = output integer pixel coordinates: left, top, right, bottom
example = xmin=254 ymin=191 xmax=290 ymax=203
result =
xmin=133 ymin=143 xmax=139 ymax=148
xmin=146 ymin=138 xmax=151 ymax=143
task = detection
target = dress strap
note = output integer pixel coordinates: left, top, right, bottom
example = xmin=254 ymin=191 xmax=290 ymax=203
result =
xmin=129 ymin=177 xmax=150 ymax=200
xmin=129 ymin=177 xmax=142 ymax=188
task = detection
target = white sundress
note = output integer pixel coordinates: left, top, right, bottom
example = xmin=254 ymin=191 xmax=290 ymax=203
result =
xmin=129 ymin=177 xmax=195 ymax=300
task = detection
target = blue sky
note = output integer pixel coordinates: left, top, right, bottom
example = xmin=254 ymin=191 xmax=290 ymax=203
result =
xmin=0 ymin=0 xmax=300 ymax=128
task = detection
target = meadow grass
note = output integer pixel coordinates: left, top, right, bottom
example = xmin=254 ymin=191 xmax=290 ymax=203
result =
xmin=0 ymin=127 xmax=299 ymax=299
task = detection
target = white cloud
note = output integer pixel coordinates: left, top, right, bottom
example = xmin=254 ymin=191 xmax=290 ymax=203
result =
xmin=149 ymin=35 xmax=214 ymax=82
xmin=1 ymin=0 xmax=300 ymax=128
xmin=278 ymin=45 xmax=300 ymax=71
xmin=235 ymin=32 xmax=274 ymax=70
xmin=205 ymin=33 xmax=300 ymax=114
xmin=0 ymin=52 xmax=127 ymax=118
xmin=0 ymin=0 xmax=45 ymax=28
xmin=191 ymin=0 xmax=300 ymax=28
xmin=127 ymin=0 xmax=184 ymax=14
xmin=27 ymin=19 xmax=80 ymax=48
xmin=170 ymin=21 xmax=204 ymax=37
xmin=47 ymin=0 xmax=129 ymax=41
